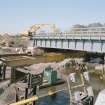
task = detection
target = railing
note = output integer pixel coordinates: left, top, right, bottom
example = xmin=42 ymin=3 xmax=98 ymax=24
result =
xmin=32 ymin=34 xmax=105 ymax=41
xmin=30 ymin=26 xmax=105 ymax=36
xmin=32 ymin=32 xmax=105 ymax=37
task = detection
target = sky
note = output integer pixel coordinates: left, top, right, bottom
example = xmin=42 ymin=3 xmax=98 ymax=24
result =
xmin=0 ymin=0 xmax=105 ymax=33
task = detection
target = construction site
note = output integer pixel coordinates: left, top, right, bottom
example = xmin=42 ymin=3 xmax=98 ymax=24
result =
xmin=0 ymin=23 xmax=105 ymax=105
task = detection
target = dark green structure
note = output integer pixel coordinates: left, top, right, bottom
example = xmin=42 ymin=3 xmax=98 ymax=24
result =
xmin=44 ymin=66 xmax=57 ymax=84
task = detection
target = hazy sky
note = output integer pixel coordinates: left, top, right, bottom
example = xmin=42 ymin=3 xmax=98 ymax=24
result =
xmin=0 ymin=0 xmax=105 ymax=33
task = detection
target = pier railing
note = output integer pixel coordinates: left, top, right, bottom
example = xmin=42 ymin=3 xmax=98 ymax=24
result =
xmin=32 ymin=34 xmax=105 ymax=40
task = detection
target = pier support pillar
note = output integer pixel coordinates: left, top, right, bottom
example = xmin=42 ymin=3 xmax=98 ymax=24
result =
xmin=11 ymin=67 xmax=16 ymax=83
xmin=32 ymin=86 xmax=37 ymax=105
xmin=2 ymin=63 xmax=6 ymax=80
xmin=25 ymin=88 xmax=28 ymax=105
xmin=0 ymin=64 xmax=2 ymax=76
xmin=101 ymin=53 xmax=105 ymax=79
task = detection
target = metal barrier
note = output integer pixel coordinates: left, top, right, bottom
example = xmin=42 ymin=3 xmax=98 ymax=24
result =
xmin=9 ymin=96 xmax=38 ymax=105
xmin=9 ymin=87 xmax=66 ymax=105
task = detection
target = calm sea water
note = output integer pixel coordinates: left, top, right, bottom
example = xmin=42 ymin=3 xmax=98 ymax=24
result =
xmin=36 ymin=90 xmax=70 ymax=105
